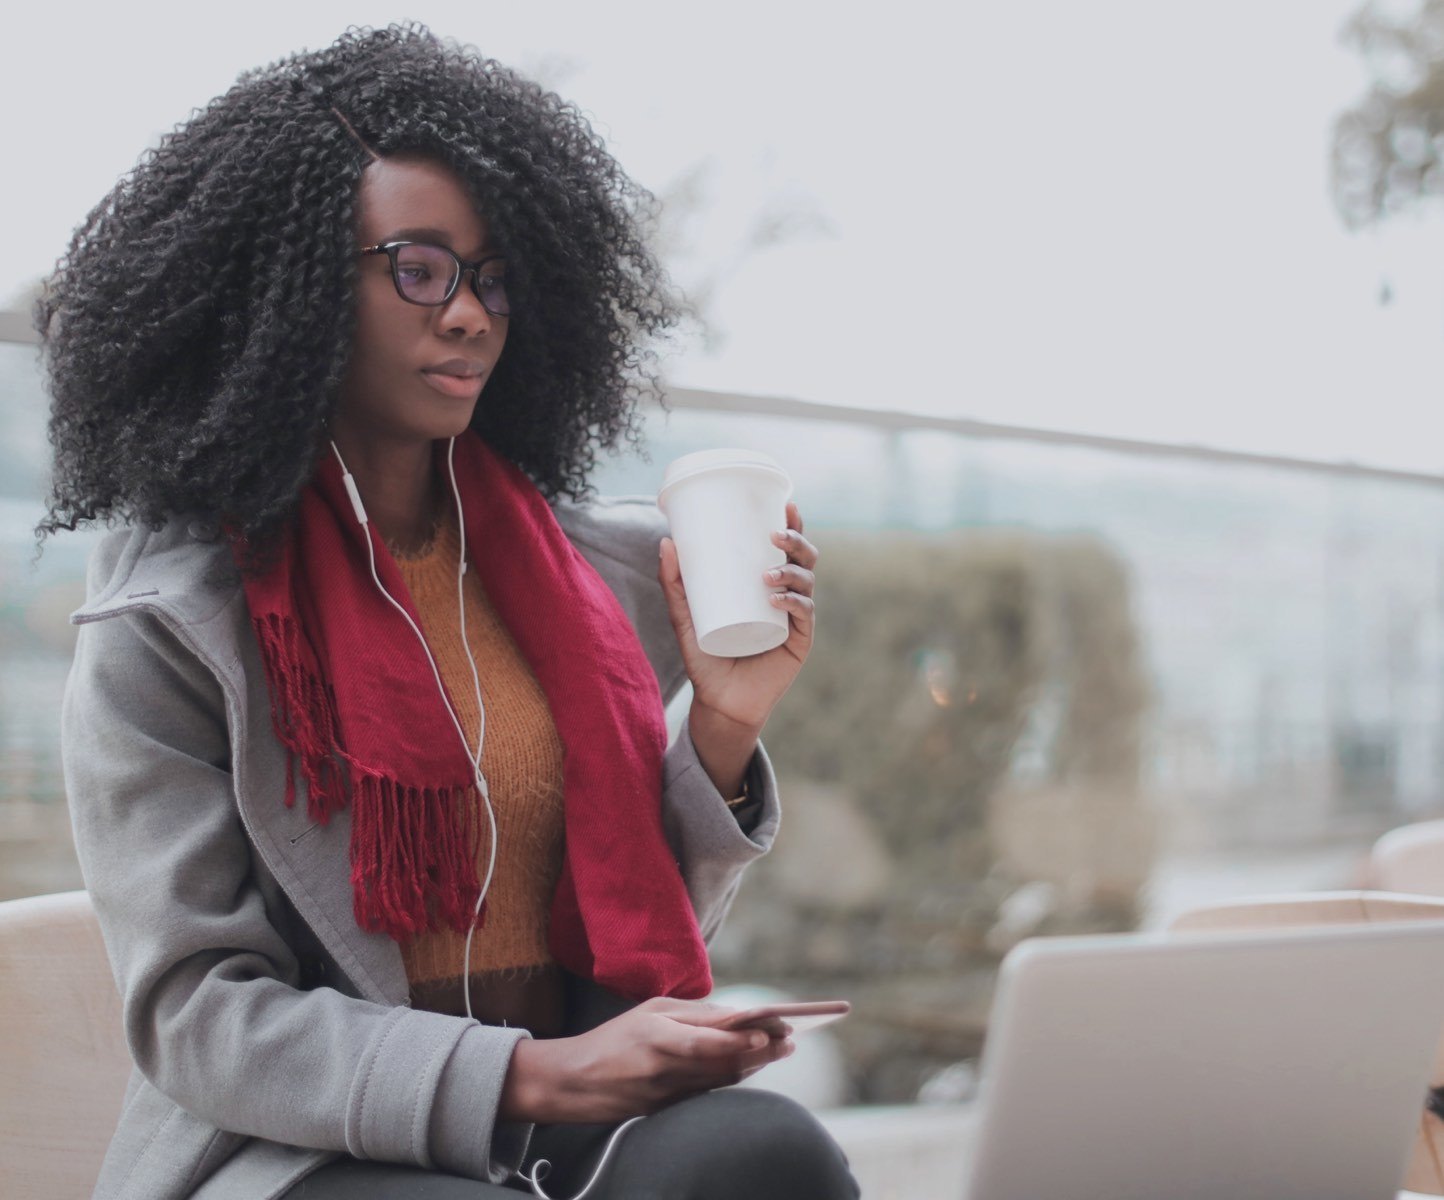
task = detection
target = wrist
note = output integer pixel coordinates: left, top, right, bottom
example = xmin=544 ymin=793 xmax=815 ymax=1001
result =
xmin=688 ymin=699 xmax=764 ymax=749
xmin=499 ymin=1036 xmax=573 ymax=1124
xmin=688 ymin=701 xmax=762 ymax=801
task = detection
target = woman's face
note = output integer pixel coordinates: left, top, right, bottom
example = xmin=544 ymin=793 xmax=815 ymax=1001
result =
xmin=333 ymin=156 xmax=508 ymax=451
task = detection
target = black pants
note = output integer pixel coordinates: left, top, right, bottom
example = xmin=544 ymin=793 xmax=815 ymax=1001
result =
xmin=282 ymin=1087 xmax=859 ymax=1199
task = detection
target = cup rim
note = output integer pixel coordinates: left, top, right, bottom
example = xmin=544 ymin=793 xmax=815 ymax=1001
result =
xmin=657 ymin=448 xmax=792 ymax=507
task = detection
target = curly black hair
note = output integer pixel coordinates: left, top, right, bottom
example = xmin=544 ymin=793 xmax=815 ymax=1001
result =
xmin=37 ymin=22 xmax=679 ymax=551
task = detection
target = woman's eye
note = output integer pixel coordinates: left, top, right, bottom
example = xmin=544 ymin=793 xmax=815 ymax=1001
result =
xmin=398 ymin=265 xmax=432 ymax=282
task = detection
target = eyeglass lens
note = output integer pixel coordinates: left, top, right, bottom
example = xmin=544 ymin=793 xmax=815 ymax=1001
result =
xmin=393 ymin=243 xmax=510 ymax=316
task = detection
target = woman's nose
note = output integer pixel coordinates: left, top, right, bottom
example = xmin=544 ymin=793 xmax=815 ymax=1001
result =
xmin=438 ymin=276 xmax=494 ymax=337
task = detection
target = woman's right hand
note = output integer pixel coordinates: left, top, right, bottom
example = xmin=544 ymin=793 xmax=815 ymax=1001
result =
xmin=498 ymin=997 xmax=795 ymax=1124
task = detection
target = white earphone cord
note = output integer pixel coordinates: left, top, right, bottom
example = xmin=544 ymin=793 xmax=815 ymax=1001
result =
xmin=329 ymin=438 xmax=638 ymax=1199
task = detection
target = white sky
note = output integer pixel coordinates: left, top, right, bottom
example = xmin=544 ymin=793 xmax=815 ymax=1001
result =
xmin=6 ymin=0 xmax=1444 ymax=472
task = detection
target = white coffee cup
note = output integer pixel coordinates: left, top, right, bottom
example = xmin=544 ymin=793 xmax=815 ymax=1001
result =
xmin=657 ymin=449 xmax=794 ymax=657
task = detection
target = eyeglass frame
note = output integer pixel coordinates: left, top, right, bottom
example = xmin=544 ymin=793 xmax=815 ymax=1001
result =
xmin=359 ymin=240 xmax=511 ymax=317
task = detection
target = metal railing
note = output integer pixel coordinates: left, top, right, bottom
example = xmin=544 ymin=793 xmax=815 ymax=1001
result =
xmin=6 ymin=307 xmax=1443 ymax=491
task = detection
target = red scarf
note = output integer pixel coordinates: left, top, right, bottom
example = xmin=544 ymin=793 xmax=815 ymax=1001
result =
xmin=234 ymin=433 xmax=711 ymax=1001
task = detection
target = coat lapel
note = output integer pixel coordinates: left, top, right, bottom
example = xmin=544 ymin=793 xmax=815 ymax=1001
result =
xmin=229 ymin=622 xmax=413 ymax=1005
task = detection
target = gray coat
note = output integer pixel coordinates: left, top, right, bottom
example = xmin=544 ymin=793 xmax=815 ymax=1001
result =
xmin=62 ymin=495 xmax=780 ymax=1200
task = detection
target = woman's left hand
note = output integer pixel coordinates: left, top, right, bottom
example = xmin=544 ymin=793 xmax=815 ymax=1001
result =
xmin=658 ymin=500 xmax=818 ymax=744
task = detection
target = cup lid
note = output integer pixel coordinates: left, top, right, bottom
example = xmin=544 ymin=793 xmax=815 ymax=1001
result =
xmin=657 ymin=448 xmax=792 ymax=500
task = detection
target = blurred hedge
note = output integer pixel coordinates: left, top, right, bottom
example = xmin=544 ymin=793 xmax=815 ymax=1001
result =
xmin=711 ymin=526 xmax=1153 ymax=1102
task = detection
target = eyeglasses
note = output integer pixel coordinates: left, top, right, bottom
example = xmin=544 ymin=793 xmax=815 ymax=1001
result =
xmin=360 ymin=241 xmax=511 ymax=317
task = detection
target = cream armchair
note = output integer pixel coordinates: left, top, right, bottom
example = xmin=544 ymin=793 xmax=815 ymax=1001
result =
xmin=0 ymin=890 xmax=132 ymax=1200
xmin=1169 ymin=890 xmax=1444 ymax=1196
xmin=1372 ymin=822 xmax=1444 ymax=897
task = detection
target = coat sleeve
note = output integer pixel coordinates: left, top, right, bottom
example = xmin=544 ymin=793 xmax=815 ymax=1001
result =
xmin=661 ymin=716 xmax=779 ymax=943
xmin=62 ymin=607 xmax=530 ymax=1185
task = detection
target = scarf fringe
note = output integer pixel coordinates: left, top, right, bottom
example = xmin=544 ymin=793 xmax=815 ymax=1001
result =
xmin=251 ymin=612 xmax=345 ymax=820
xmin=251 ymin=611 xmax=484 ymax=939
xmin=349 ymin=773 xmax=484 ymax=937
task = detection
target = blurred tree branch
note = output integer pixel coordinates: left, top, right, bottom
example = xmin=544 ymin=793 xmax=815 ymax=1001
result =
xmin=1334 ymin=0 xmax=1444 ymax=227
xmin=651 ymin=160 xmax=835 ymax=353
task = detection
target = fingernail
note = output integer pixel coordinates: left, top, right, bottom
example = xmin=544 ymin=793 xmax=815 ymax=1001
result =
xmin=766 ymin=569 xmax=782 ymax=582
xmin=749 ymin=1031 xmax=769 ymax=1050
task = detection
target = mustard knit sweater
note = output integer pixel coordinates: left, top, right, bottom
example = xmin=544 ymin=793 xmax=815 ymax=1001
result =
xmin=390 ymin=514 xmax=566 ymax=1005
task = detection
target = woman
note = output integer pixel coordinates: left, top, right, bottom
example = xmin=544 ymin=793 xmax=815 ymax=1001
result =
xmin=40 ymin=24 xmax=857 ymax=1200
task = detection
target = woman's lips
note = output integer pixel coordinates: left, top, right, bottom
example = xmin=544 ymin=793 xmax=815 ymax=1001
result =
xmin=421 ymin=366 xmax=486 ymax=398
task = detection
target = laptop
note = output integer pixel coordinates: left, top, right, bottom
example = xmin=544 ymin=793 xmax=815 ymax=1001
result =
xmin=963 ymin=922 xmax=1444 ymax=1200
